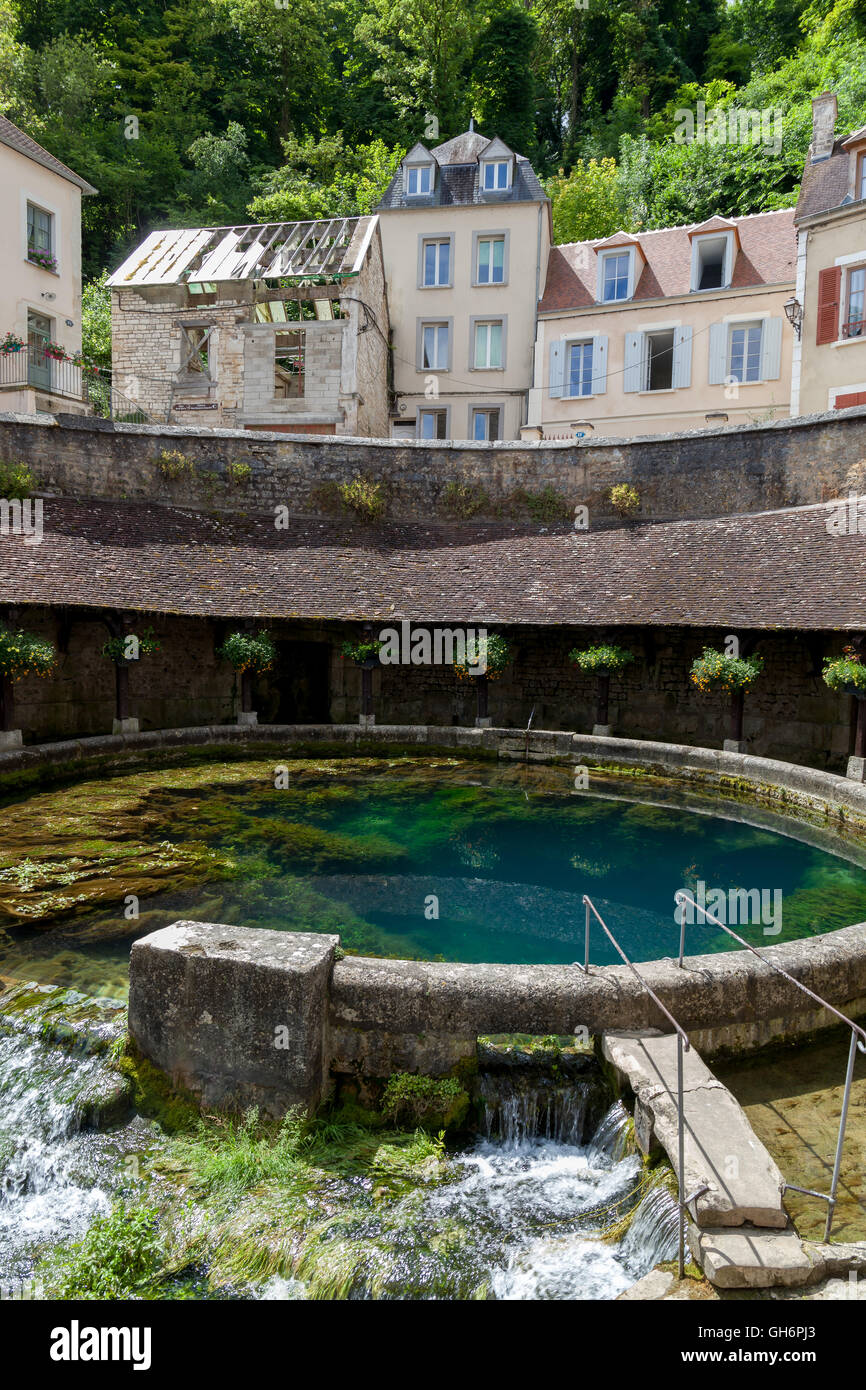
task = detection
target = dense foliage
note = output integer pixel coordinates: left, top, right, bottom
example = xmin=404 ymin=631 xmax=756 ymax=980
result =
xmin=568 ymin=644 xmax=635 ymax=674
xmin=1 ymin=0 xmax=863 ymax=283
xmin=0 ymin=625 xmax=56 ymax=681
xmin=823 ymin=648 xmax=866 ymax=695
xmin=454 ymin=632 xmax=510 ymax=680
xmin=217 ymin=630 xmax=277 ymax=674
xmin=689 ymin=647 xmax=764 ymax=693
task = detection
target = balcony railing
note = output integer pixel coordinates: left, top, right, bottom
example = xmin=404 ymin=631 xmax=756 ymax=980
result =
xmin=0 ymin=346 xmax=150 ymax=422
xmin=843 ymin=316 xmax=866 ymax=340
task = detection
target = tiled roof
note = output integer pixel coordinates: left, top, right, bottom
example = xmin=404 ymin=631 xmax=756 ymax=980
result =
xmin=0 ymin=115 xmax=98 ymax=194
xmin=377 ymin=127 xmax=546 ymax=210
xmin=0 ymin=499 xmax=863 ymax=630
xmin=795 ymin=138 xmax=856 ymax=221
xmin=540 ymin=209 xmax=795 ymax=314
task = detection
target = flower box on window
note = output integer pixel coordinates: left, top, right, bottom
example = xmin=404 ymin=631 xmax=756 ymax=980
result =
xmin=27 ymin=246 xmax=58 ymax=273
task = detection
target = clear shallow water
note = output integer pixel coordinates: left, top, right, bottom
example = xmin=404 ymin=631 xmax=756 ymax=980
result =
xmin=2 ymin=755 xmax=866 ymax=995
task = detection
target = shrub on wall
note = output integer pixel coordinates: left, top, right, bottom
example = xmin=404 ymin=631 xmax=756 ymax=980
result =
xmin=0 ymin=462 xmax=37 ymax=499
xmin=608 ymin=483 xmax=640 ymax=518
xmin=217 ymin=630 xmax=277 ymax=674
xmin=339 ymin=477 xmax=386 ymax=521
xmin=441 ymin=480 xmax=490 ymax=519
xmin=568 ymin=644 xmax=635 ymax=674
xmin=153 ymin=450 xmax=195 ymax=480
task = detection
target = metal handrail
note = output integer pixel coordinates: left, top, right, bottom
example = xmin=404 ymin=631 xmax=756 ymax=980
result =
xmin=674 ymin=889 xmax=866 ymax=1240
xmin=579 ymin=894 xmax=704 ymax=1277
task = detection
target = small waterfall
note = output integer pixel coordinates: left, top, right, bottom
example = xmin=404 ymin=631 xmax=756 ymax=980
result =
xmin=622 ymin=1176 xmax=680 ymax=1269
xmin=587 ymin=1100 xmax=632 ymax=1163
xmin=478 ymin=1073 xmax=596 ymax=1146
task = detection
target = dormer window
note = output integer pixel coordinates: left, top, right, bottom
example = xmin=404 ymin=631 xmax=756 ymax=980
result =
xmin=482 ymin=160 xmax=510 ymax=192
xmin=599 ymin=250 xmax=632 ymax=303
xmin=690 ymin=230 xmax=735 ymax=292
xmin=406 ymin=164 xmax=433 ymax=197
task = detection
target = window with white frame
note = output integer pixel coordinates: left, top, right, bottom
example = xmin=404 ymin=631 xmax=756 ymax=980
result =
xmin=476 ymin=236 xmax=505 ymax=284
xmin=471 ymin=407 xmax=500 ymax=441
xmin=600 ymin=251 xmax=631 ymax=303
xmin=421 ymin=321 xmax=449 ymax=370
xmin=418 ymin=408 xmax=448 ymax=440
xmin=728 ymin=322 xmax=763 ymax=382
xmin=421 ymin=238 xmax=450 ymax=286
xmin=473 ymin=319 xmax=504 ymax=369
xmin=645 ymin=330 xmax=675 ymax=390
xmin=844 ymin=264 xmax=866 ymax=339
xmin=693 ymin=235 xmax=729 ymax=291
xmin=566 ymin=340 xmax=594 ymax=397
xmin=481 ymin=160 xmax=510 ymax=191
xmin=27 ymin=202 xmax=54 ymax=262
xmin=406 ymin=164 xmax=433 ymax=196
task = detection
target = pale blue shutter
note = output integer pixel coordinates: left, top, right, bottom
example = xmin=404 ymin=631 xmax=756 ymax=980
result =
xmin=672 ymin=325 xmax=693 ymax=390
xmin=708 ymin=323 xmax=727 ymax=385
xmin=623 ymin=332 xmax=643 ymax=392
xmin=549 ymin=339 xmax=564 ymax=398
xmin=591 ymin=334 xmax=608 ymax=395
xmin=760 ymin=317 xmax=782 ymax=380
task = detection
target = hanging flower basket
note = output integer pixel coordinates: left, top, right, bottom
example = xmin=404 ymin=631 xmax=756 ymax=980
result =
xmin=101 ymin=627 xmax=161 ymax=666
xmin=454 ymin=633 xmax=511 ymax=682
xmin=823 ymin=649 xmax=866 ymax=699
xmin=218 ymin=630 xmax=277 ymax=674
xmin=0 ymin=626 xmax=56 ymax=681
xmin=568 ymin=643 xmax=635 ymax=675
xmin=340 ymin=638 xmax=384 ymax=667
xmin=689 ymin=648 xmax=763 ymax=694
xmin=0 ymin=333 xmax=24 ymax=354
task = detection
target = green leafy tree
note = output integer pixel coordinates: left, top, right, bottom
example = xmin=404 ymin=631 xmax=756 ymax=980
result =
xmin=81 ymin=271 xmax=112 ymax=370
xmin=546 ymin=157 xmax=626 ymax=242
xmin=470 ymin=7 xmax=538 ymax=156
xmin=248 ymin=133 xmax=402 ymax=221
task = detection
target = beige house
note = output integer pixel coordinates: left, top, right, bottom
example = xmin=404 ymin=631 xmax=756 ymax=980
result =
xmin=0 ymin=115 xmax=97 ymax=415
xmin=107 ymin=216 xmax=390 ymax=434
xmin=376 ymin=130 xmax=550 ymax=441
xmin=792 ymin=92 xmax=866 ymax=415
xmin=528 ymin=211 xmax=796 ymax=440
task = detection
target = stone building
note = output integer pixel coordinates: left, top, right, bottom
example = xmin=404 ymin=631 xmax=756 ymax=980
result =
xmin=792 ymin=91 xmax=866 ymax=415
xmin=107 ymin=216 xmax=390 ymax=435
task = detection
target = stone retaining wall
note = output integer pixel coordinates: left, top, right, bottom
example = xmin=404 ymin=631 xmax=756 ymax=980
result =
xmin=3 ymin=402 xmax=866 ymax=524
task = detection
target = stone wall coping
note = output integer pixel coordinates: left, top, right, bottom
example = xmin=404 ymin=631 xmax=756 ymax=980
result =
xmin=3 ymin=402 xmax=866 ymax=450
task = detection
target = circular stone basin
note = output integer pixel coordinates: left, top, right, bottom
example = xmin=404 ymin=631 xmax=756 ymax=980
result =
xmin=3 ymin=751 xmax=866 ymax=998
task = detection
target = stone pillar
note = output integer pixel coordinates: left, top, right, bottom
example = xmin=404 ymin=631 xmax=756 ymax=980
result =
xmin=128 ymin=921 xmax=339 ymax=1116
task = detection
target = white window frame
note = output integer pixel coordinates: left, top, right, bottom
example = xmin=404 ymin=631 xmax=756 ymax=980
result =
xmin=564 ymin=337 xmax=595 ymax=398
xmin=416 ymin=405 xmax=450 ymax=440
xmin=727 ymin=320 xmax=764 ymax=383
xmin=481 ymin=160 xmax=511 ymax=192
xmin=690 ymin=231 xmax=735 ymax=292
xmin=417 ymin=234 xmax=453 ymax=288
xmin=23 ymin=194 xmax=60 ymax=273
xmin=470 ymin=316 xmax=507 ymax=370
xmin=596 ymin=248 xmax=634 ymax=304
xmin=416 ymin=318 xmax=452 ymax=372
xmin=405 ymin=164 xmax=433 ymax=197
xmin=843 ymin=262 xmax=866 ymax=340
xmin=469 ymin=404 xmax=503 ymax=441
xmin=473 ymin=231 xmax=509 ymax=286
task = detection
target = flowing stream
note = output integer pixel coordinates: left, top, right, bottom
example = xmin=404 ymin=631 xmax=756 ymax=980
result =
xmin=0 ymin=1016 xmax=678 ymax=1300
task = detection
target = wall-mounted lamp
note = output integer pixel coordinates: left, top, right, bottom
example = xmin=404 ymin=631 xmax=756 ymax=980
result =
xmin=783 ymin=295 xmax=803 ymax=339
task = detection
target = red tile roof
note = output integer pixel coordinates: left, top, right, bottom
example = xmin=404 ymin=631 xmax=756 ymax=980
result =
xmin=540 ymin=209 xmax=795 ymax=314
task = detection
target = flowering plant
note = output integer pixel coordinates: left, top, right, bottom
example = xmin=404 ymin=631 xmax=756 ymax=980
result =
xmin=102 ymin=627 xmax=161 ymax=665
xmin=689 ymin=648 xmax=763 ymax=693
xmin=823 ymin=646 xmax=866 ymax=695
xmin=28 ymin=246 xmax=57 ymax=272
xmin=0 ymin=626 xmax=56 ymax=681
xmin=217 ymin=630 xmax=276 ymax=674
xmin=0 ymin=333 xmax=24 ymax=354
xmin=568 ymin=644 xmax=635 ymax=674
xmin=454 ymin=633 xmax=510 ymax=681
xmin=340 ymin=638 xmax=384 ymax=664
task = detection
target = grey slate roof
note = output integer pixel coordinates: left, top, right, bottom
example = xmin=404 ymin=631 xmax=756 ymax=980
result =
xmin=0 ymin=115 xmax=98 ymax=195
xmin=377 ymin=129 xmax=547 ymax=210
xmin=0 ymin=498 xmax=863 ymax=630
xmin=795 ymin=137 xmax=857 ymax=221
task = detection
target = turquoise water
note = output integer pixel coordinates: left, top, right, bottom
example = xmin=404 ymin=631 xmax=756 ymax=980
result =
xmin=2 ymin=756 xmax=866 ymax=996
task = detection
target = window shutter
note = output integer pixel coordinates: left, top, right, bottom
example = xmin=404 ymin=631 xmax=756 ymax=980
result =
xmin=816 ymin=266 xmax=841 ymax=345
xmin=623 ymin=332 xmax=643 ymax=392
xmin=591 ymin=334 xmax=608 ymax=395
xmin=672 ymin=325 xmax=693 ymax=390
xmin=708 ymin=323 xmax=727 ymax=385
xmin=760 ymin=316 xmax=782 ymax=380
xmin=549 ymin=339 xmax=564 ymax=398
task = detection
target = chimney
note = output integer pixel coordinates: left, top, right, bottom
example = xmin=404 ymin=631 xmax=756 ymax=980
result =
xmin=810 ymin=91 xmax=838 ymax=164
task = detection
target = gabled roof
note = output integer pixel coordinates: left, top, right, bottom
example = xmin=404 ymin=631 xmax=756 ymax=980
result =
xmin=107 ymin=216 xmax=377 ymax=287
xmin=378 ymin=129 xmax=546 ymax=210
xmin=540 ymin=209 xmax=795 ymax=314
xmin=687 ymin=216 xmax=739 ymax=241
xmin=402 ymin=142 xmax=435 ymax=165
xmin=0 ymin=115 xmax=97 ymax=195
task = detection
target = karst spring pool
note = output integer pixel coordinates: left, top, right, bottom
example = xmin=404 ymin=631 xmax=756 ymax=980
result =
xmin=2 ymin=751 xmax=866 ymax=998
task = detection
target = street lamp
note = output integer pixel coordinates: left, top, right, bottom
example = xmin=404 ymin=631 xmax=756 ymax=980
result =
xmin=783 ymin=296 xmax=803 ymax=339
